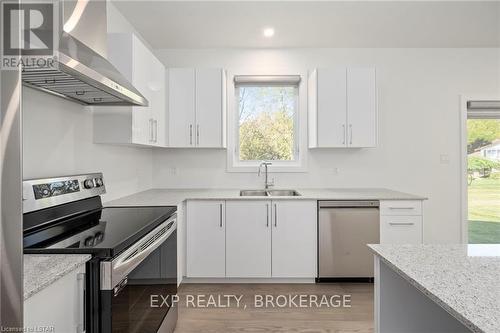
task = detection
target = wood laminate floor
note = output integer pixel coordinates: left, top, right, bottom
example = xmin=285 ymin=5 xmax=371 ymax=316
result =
xmin=174 ymin=283 xmax=374 ymax=333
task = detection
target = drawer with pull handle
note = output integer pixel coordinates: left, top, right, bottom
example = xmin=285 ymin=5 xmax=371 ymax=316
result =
xmin=380 ymin=215 xmax=422 ymax=244
xmin=380 ymin=200 xmax=422 ymax=216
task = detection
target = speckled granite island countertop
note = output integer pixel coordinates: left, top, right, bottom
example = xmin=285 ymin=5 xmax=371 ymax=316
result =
xmin=106 ymin=188 xmax=426 ymax=206
xmin=24 ymin=254 xmax=90 ymax=300
xmin=368 ymin=244 xmax=500 ymax=333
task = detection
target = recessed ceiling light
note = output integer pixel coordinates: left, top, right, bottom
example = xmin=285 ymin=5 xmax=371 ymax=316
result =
xmin=263 ymin=27 xmax=275 ymax=38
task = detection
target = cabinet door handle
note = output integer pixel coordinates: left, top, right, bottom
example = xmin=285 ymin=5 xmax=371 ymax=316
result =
xmin=149 ymin=118 xmax=154 ymax=142
xmin=77 ymin=272 xmax=86 ymax=333
xmin=152 ymin=118 xmax=155 ymax=142
xmin=196 ymin=125 xmax=200 ymax=145
xmin=389 ymin=207 xmax=415 ymax=210
xmin=274 ymin=204 xmax=277 ymax=227
xmin=342 ymin=124 xmax=346 ymax=145
xmin=389 ymin=222 xmax=415 ymax=226
xmin=349 ymin=124 xmax=353 ymax=145
xmin=266 ymin=204 xmax=269 ymax=227
xmin=189 ymin=124 xmax=193 ymax=145
xmin=219 ymin=203 xmax=223 ymax=228
xmin=155 ymin=120 xmax=158 ymax=143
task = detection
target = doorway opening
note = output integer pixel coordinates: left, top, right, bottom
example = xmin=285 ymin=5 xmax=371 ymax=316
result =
xmin=465 ymin=100 xmax=500 ymax=244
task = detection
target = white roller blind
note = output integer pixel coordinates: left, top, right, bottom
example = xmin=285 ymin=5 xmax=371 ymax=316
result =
xmin=467 ymin=100 xmax=500 ymax=119
xmin=234 ymin=75 xmax=301 ymax=86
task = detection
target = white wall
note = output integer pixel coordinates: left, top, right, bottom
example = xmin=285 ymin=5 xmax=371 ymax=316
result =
xmin=22 ymin=2 xmax=153 ymax=202
xmin=152 ymin=48 xmax=500 ymax=243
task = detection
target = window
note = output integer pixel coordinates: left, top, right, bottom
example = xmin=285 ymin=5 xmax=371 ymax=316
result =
xmin=465 ymin=100 xmax=500 ymax=244
xmin=227 ymin=73 xmax=307 ymax=172
xmin=238 ymin=85 xmax=297 ymax=161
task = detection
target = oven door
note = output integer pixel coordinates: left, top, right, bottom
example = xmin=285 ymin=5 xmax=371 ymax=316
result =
xmin=100 ymin=216 xmax=177 ymax=333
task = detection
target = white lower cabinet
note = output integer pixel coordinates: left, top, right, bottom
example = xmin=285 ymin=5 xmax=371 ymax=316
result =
xmin=380 ymin=200 xmax=423 ymax=244
xmin=271 ymin=200 xmax=317 ymax=278
xmin=226 ymin=200 xmax=271 ymax=277
xmin=24 ymin=266 xmax=85 ymax=333
xmin=186 ymin=199 xmax=317 ymax=279
xmin=186 ymin=200 xmax=226 ymax=277
xmin=380 ymin=215 xmax=423 ymax=244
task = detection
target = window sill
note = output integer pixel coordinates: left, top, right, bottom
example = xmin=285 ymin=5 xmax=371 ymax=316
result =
xmin=226 ymin=164 xmax=308 ymax=173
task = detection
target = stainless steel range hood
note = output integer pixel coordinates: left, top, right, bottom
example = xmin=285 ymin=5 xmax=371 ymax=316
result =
xmin=21 ymin=0 xmax=148 ymax=106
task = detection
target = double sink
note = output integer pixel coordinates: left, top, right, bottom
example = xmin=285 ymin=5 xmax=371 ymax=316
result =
xmin=240 ymin=189 xmax=301 ymax=197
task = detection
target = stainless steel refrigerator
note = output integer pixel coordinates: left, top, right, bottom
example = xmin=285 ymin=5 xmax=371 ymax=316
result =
xmin=0 ymin=0 xmax=23 ymax=329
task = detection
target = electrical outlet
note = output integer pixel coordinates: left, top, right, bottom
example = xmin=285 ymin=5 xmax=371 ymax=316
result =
xmin=440 ymin=154 xmax=450 ymax=164
xmin=169 ymin=167 xmax=178 ymax=176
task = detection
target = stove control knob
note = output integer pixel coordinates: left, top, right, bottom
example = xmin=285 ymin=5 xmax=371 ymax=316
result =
xmin=94 ymin=232 xmax=104 ymax=242
xmin=94 ymin=178 xmax=103 ymax=187
xmin=84 ymin=236 xmax=94 ymax=247
xmin=83 ymin=179 xmax=94 ymax=189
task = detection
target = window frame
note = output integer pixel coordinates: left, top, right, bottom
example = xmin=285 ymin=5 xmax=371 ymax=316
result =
xmin=226 ymin=69 xmax=308 ymax=173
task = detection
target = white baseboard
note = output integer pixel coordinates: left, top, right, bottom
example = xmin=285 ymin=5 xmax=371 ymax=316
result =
xmin=181 ymin=277 xmax=316 ymax=284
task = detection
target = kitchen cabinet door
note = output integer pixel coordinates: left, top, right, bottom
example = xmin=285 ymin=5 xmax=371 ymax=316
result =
xmin=186 ymin=200 xmax=225 ymax=277
xmin=380 ymin=200 xmax=423 ymax=244
xmin=168 ymin=68 xmax=196 ymax=147
xmin=149 ymin=55 xmax=166 ymax=146
xmin=226 ymin=201 xmax=271 ymax=277
xmin=380 ymin=200 xmax=423 ymax=216
xmin=380 ymin=215 xmax=423 ymax=244
xmin=271 ymin=200 xmax=317 ymax=278
xmin=346 ymin=67 xmax=377 ymax=148
xmin=131 ymin=34 xmax=154 ymax=145
xmin=94 ymin=33 xmax=165 ymax=147
xmin=314 ymin=68 xmax=348 ymax=148
xmin=24 ymin=266 xmax=85 ymax=333
xmin=195 ymin=68 xmax=224 ymax=147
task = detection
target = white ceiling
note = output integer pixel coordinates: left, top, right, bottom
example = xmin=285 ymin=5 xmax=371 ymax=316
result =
xmin=112 ymin=1 xmax=500 ymax=49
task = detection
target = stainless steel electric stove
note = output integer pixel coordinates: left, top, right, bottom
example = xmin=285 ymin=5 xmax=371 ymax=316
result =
xmin=23 ymin=173 xmax=178 ymax=333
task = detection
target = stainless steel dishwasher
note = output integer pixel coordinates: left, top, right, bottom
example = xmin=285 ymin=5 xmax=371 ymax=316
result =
xmin=317 ymin=201 xmax=379 ymax=282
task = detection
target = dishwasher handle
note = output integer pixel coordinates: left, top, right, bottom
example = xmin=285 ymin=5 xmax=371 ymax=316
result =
xmin=319 ymin=200 xmax=379 ymax=208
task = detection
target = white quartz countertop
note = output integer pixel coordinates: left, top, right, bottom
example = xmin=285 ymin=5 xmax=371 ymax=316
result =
xmin=106 ymin=188 xmax=426 ymax=206
xmin=24 ymin=254 xmax=90 ymax=300
xmin=368 ymin=244 xmax=500 ymax=333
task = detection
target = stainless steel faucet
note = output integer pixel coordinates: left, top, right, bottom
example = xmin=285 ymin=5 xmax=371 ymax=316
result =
xmin=258 ymin=161 xmax=274 ymax=189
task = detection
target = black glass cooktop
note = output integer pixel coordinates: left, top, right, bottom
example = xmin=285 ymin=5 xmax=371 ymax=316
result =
xmin=23 ymin=205 xmax=177 ymax=258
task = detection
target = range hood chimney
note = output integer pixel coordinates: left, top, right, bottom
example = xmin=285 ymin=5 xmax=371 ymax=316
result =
xmin=21 ymin=0 xmax=148 ymax=106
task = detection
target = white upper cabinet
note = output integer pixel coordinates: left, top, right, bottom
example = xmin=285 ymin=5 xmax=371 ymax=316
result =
xmin=167 ymin=68 xmax=226 ymax=148
xmin=196 ymin=68 xmax=225 ymax=147
xmin=309 ymin=67 xmax=377 ymax=148
xmin=347 ymin=68 xmax=377 ymax=148
xmin=309 ymin=68 xmax=347 ymax=148
xmin=168 ymin=68 xmax=196 ymax=147
xmin=93 ymin=33 xmax=166 ymax=147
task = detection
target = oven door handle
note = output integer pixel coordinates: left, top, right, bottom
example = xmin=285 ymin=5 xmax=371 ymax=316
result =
xmin=101 ymin=216 xmax=176 ymax=290
xmin=77 ymin=272 xmax=86 ymax=333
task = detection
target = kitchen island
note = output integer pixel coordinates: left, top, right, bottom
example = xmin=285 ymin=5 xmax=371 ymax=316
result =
xmin=368 ymin=244 xmax=500 ymax=333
